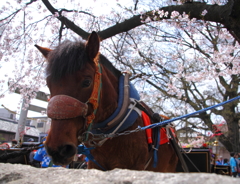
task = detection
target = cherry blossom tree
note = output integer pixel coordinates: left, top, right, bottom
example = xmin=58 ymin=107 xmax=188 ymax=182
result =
xmin=0 ymin=0 xmax=239 ymax=151
xmin=105 ymin=16 xmax=239 ymax=152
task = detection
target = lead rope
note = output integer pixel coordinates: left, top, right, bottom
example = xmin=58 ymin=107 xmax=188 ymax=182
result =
xmin=77 ymin=144 xmax=106 ymax=171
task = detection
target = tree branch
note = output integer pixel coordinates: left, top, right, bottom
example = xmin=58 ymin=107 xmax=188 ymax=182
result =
xmin=41 ymin=1 xmax=240 ymax=43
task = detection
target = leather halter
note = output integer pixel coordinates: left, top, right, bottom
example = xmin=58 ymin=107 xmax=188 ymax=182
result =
xmin=47 ymin=63 xmax=102 ymax=125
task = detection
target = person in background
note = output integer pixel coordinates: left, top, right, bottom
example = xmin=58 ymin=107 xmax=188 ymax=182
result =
xmin=230 ymin=152 xmax=238 ymax=177
xmin=11 ymin=139 xmax=18 ymax=148
xmin=33 ymin=146 xmax=59 ymax=168
xmin=29 ymin=149 xmax=40 ymax=167
xmin=223 ymin=158 xmax=229 ymax=166
xmin=33 ymin=137 xmax=68 ymax=168
xmin=216 ymin=155 xmax=224 ymax=165
xmin=28 ymin=138 xmax=40 ymax=167
xmin=28 ymin=138 xmax=34 ymax=142
xmin=238 ymin=153 xmax=240 ymax=177
xmin=236 ymin=153 xmax=240 ymax=177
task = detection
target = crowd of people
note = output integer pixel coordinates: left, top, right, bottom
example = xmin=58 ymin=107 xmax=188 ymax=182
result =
xmin=216 ymin=152 xmax=240 ymax=177
xmin=229 ymin=152 xmax=240 ymax=178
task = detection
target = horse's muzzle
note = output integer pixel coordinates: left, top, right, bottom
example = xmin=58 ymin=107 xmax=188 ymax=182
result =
xmin=45 ymin=143 xmax=77 ymax=165
xmin=47 ymin=95 xmax=88 ymax=119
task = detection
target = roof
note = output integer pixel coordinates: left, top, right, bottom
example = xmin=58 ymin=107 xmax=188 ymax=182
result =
xmin=0 ymin=119 xmax=40 ymax=137
xmin=0 ymin=117 xmax=18 ymax=124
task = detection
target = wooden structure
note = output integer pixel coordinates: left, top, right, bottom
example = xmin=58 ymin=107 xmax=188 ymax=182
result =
xmin=176 ymin=148 xmax=231 ymax=176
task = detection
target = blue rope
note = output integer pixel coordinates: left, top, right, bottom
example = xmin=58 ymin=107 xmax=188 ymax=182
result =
xmin=77 ymin=144 xmax=106 ymax=171
xmin=140 ymin=96 xmax=240 ymax=131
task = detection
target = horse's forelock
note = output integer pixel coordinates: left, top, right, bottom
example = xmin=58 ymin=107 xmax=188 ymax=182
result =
xmin=46 ymin=40 xmax=87 ymax=82
xmin=46 ymin=39 xmax=122 ymax=81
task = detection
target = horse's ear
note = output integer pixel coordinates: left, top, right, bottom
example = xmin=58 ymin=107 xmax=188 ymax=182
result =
xmin=35 ymin=45 xmax=52 ymax=58
xmin=86 ymin=31 xmax=100 ymax=62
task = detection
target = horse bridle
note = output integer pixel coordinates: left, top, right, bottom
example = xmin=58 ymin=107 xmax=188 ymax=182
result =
xmin=47 ymin=62 xmax=102 ymax=125
xmin=47 ymin=62 xmax=132 ymax=145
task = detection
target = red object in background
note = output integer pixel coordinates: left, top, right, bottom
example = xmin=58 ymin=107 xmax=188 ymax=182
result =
xmin=0 ymin=143 xmax=10 ymax=149
xmin=202 ymin=143 xmax=208 ymax=148
xmin=210 ymin=124 xmax=223 ymax=138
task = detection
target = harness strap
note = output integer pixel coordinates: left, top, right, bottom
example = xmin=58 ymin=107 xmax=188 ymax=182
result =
xmin=86 ymin=63 xmax=102 ymax=124
xmin=152 ymin=126 xmax=161 ymax=168
xmin=101 ymin=72 xmax=131 ymax=131
xmin=77 ymin=144 xmax=106 ymax=171
xmin=94 ymin=98 xmax=140 ymax=147
xmin=128 ymin=100 xmax=142 ymax=116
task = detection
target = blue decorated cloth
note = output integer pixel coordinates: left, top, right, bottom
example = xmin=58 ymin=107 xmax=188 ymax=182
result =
xmin=34 ymin=146 xmax=61 ymax=168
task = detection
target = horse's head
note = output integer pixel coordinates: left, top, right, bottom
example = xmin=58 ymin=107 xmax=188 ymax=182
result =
xmin=36 ymin=32 xmax=119 ymax=165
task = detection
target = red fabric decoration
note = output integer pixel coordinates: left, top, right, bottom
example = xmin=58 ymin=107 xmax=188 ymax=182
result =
xmin=142 ymin=111 xmax=152 ymax=144
xmin=142 ymin=111 xmax=175 ymax=145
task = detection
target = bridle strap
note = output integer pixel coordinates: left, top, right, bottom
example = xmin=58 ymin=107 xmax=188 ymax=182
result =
xmin=86 ymin=63 xmax=102 ymax=124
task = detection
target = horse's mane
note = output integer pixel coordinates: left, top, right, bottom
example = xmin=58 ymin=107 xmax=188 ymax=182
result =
xmin=46 ymin=40 xmax=121 ymax=82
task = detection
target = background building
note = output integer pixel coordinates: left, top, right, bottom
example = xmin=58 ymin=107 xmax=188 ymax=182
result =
xmin=0 ymin=108 xmax=40 ymax=143
xmin=30 ymin=116 xmax=50 ymax=135
xmin=0 ymin=108 xmax=17 ymax=121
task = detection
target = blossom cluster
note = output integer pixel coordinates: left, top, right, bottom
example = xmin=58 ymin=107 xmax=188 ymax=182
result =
xmin=180 ymin=136 xmax=209 ymax=149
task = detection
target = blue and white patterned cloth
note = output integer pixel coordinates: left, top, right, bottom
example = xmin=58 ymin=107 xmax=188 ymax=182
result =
xmin=34 ymin=146 xmax=60 ymax=168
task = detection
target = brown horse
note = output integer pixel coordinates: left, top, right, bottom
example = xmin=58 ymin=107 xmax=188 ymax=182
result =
xmin=35 ymin=31 xmax=178 ymax=171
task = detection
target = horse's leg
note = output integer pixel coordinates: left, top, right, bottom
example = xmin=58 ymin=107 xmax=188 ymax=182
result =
xmin=146 ymin=143 xmax=178 ymax=172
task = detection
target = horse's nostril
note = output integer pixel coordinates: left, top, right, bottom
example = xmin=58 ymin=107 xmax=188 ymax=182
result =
xmin=59 ymin=144 xmax=76 ymax=158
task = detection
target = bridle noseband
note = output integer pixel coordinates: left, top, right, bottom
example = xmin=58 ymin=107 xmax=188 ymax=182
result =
xmin=47 ymin=95 xmax=88 ymax=119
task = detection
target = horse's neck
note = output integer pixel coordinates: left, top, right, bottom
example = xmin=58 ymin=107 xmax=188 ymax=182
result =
xmin=94 ymin=66 xmax=119 ymax=122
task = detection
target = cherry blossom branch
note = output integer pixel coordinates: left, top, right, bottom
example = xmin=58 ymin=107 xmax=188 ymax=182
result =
xmin=41 ymin=0 xmax=90 ymax=39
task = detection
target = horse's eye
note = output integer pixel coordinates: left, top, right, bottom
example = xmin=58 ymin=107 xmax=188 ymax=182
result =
xmin=82 ymin=79 xmax=91 ymax=87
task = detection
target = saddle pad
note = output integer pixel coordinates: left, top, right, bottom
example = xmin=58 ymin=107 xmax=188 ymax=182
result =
xmin=142 ymin=111 xmax=175 ymax=145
